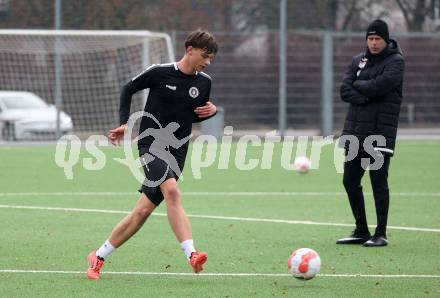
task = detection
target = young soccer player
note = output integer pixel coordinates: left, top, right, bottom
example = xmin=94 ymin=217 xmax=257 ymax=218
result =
xmin=86 ymin=30 xmax=218 ymax=279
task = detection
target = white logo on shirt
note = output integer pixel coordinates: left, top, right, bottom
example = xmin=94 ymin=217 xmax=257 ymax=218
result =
xmin=357 ymin=58 xmax=368 ymax=77
xmin=189 ymin=87 xmax=199 ymax=98
xmin=358 ymin=60 xmax=367 ymax=69
xmin=166 ymin=85 xmax=177 ymax=91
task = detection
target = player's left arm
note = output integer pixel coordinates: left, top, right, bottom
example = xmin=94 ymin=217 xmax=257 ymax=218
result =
xmin=353 ymin=57 xmax=405 ymax=99
xmin=193 ymin=81 xmax=217 ymax=122
xmin=194 ymin=101 xmax=217 ymax=122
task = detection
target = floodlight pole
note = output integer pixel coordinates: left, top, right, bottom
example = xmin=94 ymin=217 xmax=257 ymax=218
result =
xmin=55 ymin=0 xmax=63 ymax=139
xmin=278 ymin=0 xmax=287 ymax=138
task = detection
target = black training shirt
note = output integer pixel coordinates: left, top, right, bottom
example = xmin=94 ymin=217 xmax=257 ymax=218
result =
xmin=119 ymin=62 xmax=213 ymax=158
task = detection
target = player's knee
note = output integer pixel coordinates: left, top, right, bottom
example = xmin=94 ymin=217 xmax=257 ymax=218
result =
xmin=134 ymin=206 xmax=153 ymax=219
xmin=163 ymin=187 xmax=181 ymax=205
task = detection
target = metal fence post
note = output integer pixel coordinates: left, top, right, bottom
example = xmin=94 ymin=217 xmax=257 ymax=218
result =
xmin=321 ymin=30 xmax=333 ymax=136
xmin=55 ymin=0 xmax=63 ymax=139
xmin=279 ymin=0 xmax=287 ymax=138
xmin=201 ymin=107 xmax=224 ymax=140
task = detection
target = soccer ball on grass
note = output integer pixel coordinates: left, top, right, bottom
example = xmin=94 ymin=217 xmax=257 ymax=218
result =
xmin=293 ymin=156 xmax=311 ymax=173
xmin=288 ymin=248 xmax=321 ymax=280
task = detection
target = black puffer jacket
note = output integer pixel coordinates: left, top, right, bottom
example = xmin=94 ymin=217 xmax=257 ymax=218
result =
xmin=340 ymin=39 xmax=405 ymax=155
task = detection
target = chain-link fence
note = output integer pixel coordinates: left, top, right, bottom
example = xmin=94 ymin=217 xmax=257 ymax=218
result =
xmin=173 ymin=30 xmax=440 ymax=133
xmin=0 ymin=1 xmax=439 ymax=141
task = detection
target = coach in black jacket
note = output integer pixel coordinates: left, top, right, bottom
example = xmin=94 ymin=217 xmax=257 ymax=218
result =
xmin=337 ymin=19 xmax=405 ymax=247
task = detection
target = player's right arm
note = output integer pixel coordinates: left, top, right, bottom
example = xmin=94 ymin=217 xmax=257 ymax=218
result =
xmin=109 ymin=65 xmax=158 ymax=146
xmin=108 ymin=124 xmax=128 ymax=146
xmin=119 ymin=65 xmax=158 ymax=125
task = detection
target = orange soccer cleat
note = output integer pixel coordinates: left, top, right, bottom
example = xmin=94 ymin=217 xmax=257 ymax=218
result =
xmin=189 ymin=251 xmax=208 ymax=274
xmin=87 ymin=250 xmax=105 ymax=280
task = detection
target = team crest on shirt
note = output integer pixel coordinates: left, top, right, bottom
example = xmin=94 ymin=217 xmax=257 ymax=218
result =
xmin=357 ymin=57 xmax=368 ymax=77
xmin=189 ymin=87 xmax=199 ymax=98
xmin=358 ymin=57 xmax=368 ymax=69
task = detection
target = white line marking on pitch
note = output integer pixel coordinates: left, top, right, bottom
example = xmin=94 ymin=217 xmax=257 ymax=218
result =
xmin=0 ymin=204 xmax=438 ymax=233
xmin=0 ymin=269 xmax=439 ymax=279
xmin=0 ymin=191 xmax=440 ymax=197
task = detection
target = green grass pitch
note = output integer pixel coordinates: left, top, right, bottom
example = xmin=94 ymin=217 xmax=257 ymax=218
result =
xmin=0 ymin=140 xmax=439 ymax=297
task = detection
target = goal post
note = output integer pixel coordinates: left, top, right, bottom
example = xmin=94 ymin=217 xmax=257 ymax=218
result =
xmin=0 ymin=30 xmax=175 ymax=141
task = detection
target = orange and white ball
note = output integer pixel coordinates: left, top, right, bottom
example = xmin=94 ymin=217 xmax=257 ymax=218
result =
xmin=288 ymin=248 xmax=321 ymax=280
xmin=293 ymin=156 xmax=311 ymax=173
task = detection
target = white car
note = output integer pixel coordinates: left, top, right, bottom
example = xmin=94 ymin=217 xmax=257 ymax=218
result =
xmin=0 ymin=91 xmax=73 ymax=140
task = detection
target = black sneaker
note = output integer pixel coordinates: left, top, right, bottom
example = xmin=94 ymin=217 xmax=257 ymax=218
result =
xmin=336 ymin=230 xmax=371 ymax=244
xmin=363 ymin=235 xmax=388 ymax=247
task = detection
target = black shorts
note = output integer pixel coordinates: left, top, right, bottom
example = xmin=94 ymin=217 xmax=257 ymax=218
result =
xmin=138 ymin=147 xmax=184 ymax=206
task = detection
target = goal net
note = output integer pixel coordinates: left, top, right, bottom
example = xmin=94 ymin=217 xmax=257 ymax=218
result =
xmin=0 ymin=30 xmax=174 ymax=141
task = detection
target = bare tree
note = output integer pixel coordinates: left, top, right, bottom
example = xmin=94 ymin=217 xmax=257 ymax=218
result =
xmin=0 ymin=0 xmax=52 ymax=28
xmin=396 ymin=0 xmax=435 ymax=31
xmin=339 ymin=0 xmax=360 ymax=30
xmin=229 ymin=0 xmax=278 ymax=32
